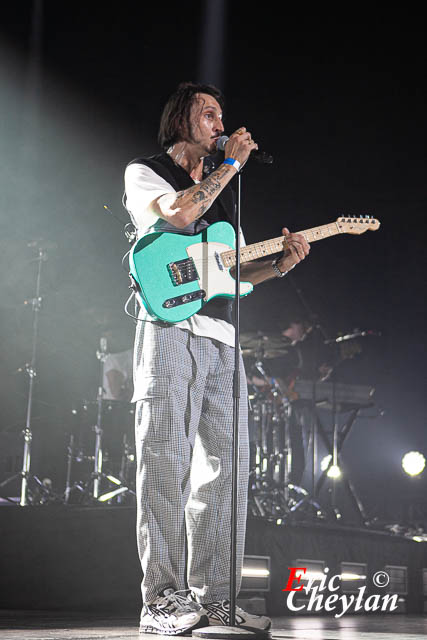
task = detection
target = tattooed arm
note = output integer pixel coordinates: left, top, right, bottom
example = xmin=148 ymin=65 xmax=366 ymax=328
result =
xmin=152 ymin=127 xmax=258 ymax=228
xmin=152 ymin=162 xmax=238 ymax=229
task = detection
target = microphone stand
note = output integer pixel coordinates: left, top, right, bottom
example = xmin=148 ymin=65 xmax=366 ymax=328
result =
xmin=0 ymin=247 xmax=54 ymax=505
xmin=93 ymin=337 xmax=108 ymax=500
xmin=230 ymin=171 xmax=242 ymax=629
xmin=194 ymin=171 xmax=267 ymax=639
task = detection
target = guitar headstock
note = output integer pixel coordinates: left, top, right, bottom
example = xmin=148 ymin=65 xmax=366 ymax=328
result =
xmin=336 ymin=215 xmax=380 ymax=234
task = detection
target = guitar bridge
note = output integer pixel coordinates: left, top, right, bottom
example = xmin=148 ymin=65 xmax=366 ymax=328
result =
xmin=168 ymin=258 xmax=199 ymax=285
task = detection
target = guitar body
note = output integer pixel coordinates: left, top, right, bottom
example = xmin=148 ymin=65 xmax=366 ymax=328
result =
xmin=129 ymin=221 xmax=254 ymax=323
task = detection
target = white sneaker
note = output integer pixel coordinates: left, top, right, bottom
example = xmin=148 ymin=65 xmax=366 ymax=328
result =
xmin=201 ymin=600 xmax=271 ymax=630
xmin=140 ymin=588 xmax=208 ymax=635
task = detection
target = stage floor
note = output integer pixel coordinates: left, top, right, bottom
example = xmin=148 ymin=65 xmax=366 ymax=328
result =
xmin=1 ymin=611 xmax=426 ymax=640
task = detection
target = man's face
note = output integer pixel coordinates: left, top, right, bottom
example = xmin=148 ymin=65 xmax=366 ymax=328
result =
xmin=187 ymin=92 xmax=224 ymax=155
xmin=283 ymin=322 xmax=306 ymax=342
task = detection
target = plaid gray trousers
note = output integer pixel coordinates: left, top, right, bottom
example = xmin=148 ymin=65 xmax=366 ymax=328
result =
xmin=133 ymin=320 xmax=249 ymax=604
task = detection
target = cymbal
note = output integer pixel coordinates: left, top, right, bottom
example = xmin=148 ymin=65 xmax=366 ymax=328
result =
xmin=240 ymin=331 xmax=291 ymax=358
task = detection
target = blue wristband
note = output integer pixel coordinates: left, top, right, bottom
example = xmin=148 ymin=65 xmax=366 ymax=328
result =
xmin=223 ymin=157 xmax=241 ymax=172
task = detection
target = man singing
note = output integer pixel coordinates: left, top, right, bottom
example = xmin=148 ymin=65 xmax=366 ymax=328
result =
xmin=124 ymin=81 xmax=310 ymax=635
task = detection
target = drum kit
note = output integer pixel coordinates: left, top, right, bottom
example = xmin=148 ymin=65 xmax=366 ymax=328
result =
xmin=63 ymin=337 xmax=136 ymax=505
xmin=2 ymin=306 xmax=375 ymax=518
xmin=64 ymin=327 xmax=319 ymax=510
xmin=60 ymin=326 xmax=327 ymax=513
xmin=242 ymin=330 xmax=327 ymax=523
xmin=65 ymin=327 xmax=327 ymax=513
xmin=2 ymin=316 xmax=373 ymax=517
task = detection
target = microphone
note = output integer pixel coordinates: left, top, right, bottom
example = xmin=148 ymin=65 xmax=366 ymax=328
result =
xmin=216 ymin=135 xmax=273 ymax=164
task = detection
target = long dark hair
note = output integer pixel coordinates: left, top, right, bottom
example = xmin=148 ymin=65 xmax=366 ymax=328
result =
xmin=158 ymin=81 xmax=224 ymax=150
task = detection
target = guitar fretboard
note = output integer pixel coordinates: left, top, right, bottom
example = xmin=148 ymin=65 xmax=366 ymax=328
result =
xmin=221 ymin=221 xmax=342 ymax=268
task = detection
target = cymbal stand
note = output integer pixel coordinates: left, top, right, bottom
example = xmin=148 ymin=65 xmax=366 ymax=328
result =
xmin=77 ymin=339 xmax=135 ymax=504
xmin=247 ymin=352 xmax=269 ymax=518
xmin=64 ymin=338 xmax=116 ymax=503
xmin=0 ymin=248 xmax=56 ymax=505
xmin=93 ymin=337 xmax=108 ymax=499
xmin=117 ymin=433 xmax=136 ymax=504
xmin=252 ymin=353 xmax=273 ymax=476
xmin=2 ymin=250 xmax=58 ymax=503
xmin=249 ymin=350 xmax=295 ymax=520
xmin=280 ymin=394 xmax=292 ymax=506
xmin=64 ymin=434 xmax=75 ymax=504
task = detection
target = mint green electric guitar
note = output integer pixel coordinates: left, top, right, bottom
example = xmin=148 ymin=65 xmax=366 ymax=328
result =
xmin=129 ymin=217 xmax=380 ymax=324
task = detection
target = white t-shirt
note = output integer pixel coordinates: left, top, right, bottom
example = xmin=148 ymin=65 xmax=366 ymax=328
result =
xmin=125 ymin=162 xmax=245 ymax=348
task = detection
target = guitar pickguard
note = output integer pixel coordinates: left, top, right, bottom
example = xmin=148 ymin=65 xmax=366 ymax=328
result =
xmin=186 ymin=242 xmax=253 ymax=299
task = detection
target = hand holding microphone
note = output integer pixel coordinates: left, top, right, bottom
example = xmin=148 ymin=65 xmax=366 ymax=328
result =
xmin=222 ymin=127 xmax=258 ymax=168
xmin=217 ymin=127 xmax=273 ymax=170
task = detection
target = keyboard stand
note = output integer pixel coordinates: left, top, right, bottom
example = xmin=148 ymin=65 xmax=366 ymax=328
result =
xmin=313 ymin=405 xmax=371 ymax=525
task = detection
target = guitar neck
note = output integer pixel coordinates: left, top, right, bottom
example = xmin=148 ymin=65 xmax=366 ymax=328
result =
xmin=221 ymin=221 xmax=343 ymax=268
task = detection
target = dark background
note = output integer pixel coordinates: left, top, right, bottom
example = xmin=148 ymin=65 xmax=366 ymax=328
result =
xmin=0 ymin=2 xmax=425 ymax=525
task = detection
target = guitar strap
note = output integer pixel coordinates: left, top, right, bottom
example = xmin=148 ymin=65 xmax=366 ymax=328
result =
xmin=126 ymin=153 xmax=237 ymax=324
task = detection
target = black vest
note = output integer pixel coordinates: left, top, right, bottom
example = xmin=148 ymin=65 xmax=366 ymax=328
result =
xmin=126 ymin=152 xmax=236 ymax=324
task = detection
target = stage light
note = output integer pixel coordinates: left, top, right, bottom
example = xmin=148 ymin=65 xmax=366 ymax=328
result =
xmin=294 ymin=559 xmax=327 ymax=584
xmin=402 ymin=451 xmax=425 ymax=476
xmin=321 ymin=456 xmax=342 ymax=478
xmin=242 ymin=567 xmax=270 ymax=578
xmin=198 ymin=0 xmax=226 ymax=87
xmin=241 ymin=556 xmax=270 ymax=592
xmin=98 ymin=486 xmax=128 ymax=502
xmin=327 ymin=464 xmax=342 ymax=479
xmin=340 ymin=562 xmax=368 ymax=594
xmin=298 ymin=570 xmax=326 ymax=581
xmin=321 ymin=454 xmax=331 ymax=471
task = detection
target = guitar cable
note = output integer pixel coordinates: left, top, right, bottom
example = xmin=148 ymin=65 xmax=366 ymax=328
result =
xmin=103 ymin=202 xmax=145 ymax=324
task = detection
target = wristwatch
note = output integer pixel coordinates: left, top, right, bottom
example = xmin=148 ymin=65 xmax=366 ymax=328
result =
xmin=272 ymin=258 xmax=286 ymax=278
